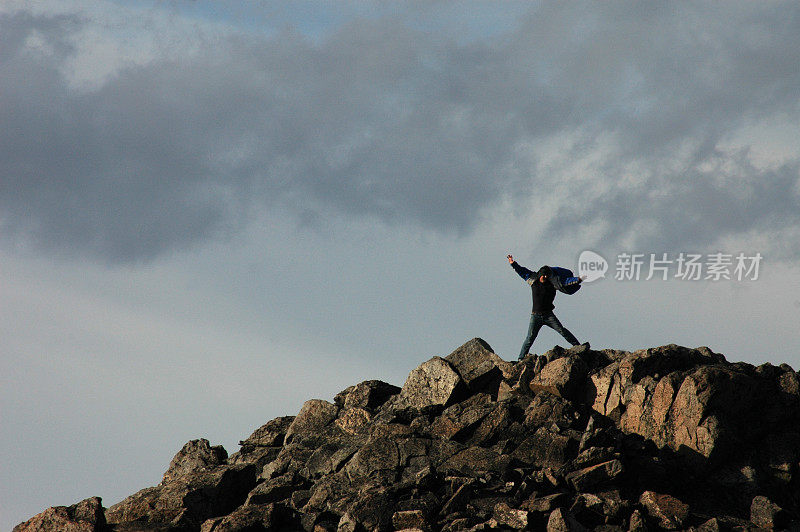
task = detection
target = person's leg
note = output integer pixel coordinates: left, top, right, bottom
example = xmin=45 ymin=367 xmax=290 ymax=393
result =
xmin=543 ymin=313 xmax=580 ymax=346
xmin=519 ymin=313 xmax=544 ymax=360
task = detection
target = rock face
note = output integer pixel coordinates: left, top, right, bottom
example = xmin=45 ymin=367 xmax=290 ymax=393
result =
xmin=13 ymin=497 xmax=105 ymax=532
xmin=17 ymin=338 xmax=800 ymax=531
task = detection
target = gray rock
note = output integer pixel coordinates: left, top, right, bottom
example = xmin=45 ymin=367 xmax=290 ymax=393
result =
xmin=21 ymin=339 xmax=800 ymax=532
xmin=444 ymin=338 xmax=513 ymax=397
xmin=200 ymin=503 xmax=282 ymax=532
xmin=344 ymin=436 xmax=401 ymax=479
xmin=520 ymin=492 xmax=569 ymax=513
xmin=245 ymin=471 xmax=303 ymax=505
xmin=638 ymin=491 xmax=688 ymax=530
xmin=14 ymin=497 xmax=105 ymax=532
xmin=511 ymin=427 xmax=574 ymax=469
xmin=285 ymin=399 xmax=339 ymax=444
xmin=400 ymin=356 xmax=466 ymax=408
xmin=239 ymin=416 xmax=295 ymax=447
xmin=493 ymin=502 xmax=529 ymax=529
xmin=392 ymin=509 xmax=429 ymax=530
xmin=429 ymin=393 xmax=493 ymax=440
xmin=530 ymin=355 xmax=588 ymax=402
xmin=106 ymin=442 xmax=257 ymax=529
xmin=440 ymin=445 xmax=512 ymax=477
xmin=750 ymin=495 xmax=787 ymax=529
xmin=334 ymin=380 xmax=401 ymax=410
xmin=546 ymin=508 xmax=587 ymax=532
xmin=565 ymin=459 xmax=623 ymax=492
xmin=162 ymin=438 xmax=228 ymax=485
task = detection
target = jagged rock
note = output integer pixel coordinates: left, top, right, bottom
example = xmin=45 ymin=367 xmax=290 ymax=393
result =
xmin=695 ymin=517 xmax=720 ymax=532
xmin=305 ymin=442 xmax=359 ymax=478
xmin=628 ymin=509 xmax=647 ymax=531
xmin=440 ymin=445 xmax=512 ymax=477
xmin=521 ymin=492 xmax=569 ymax=513
xmin=750 ymin=495 xmax=788 ymax=529
xmin=440 ymin=480 xmax=473 ymax=516
xmin=400 ymin=356 xmax=466 ymax=408
xmin=569 ymin=493 xmax=606 ymax=528
xmin=106 ymin=441 xmax=258 ymax=529
xmin=468 ymin=402 xmax=513 ymax=446
xmin=342 ymin=483 xmax=395 ymax=531
xmin=524 ymin=393 xmax=582 ymax=430
xmin=531 ymin=355 xmax=588 ymax=402
xmin=512 ymin=427 xmax=574 ymax=468
xmin=231 ymin=416 xmax=295 ymax=469
xmin=344 ymin=435 xmax=401 ymax=478
xmin=14 ymin=497 xmax=105 ymax=532
xmin=285 ymin=399 xmax=339 ymax=444
xmin=493 ymin=502 xmax=529 ymax=529
xmin=335 ymin=407 xmax=373 ymax=435
xmin=546 ymin=508 xmax=587 ymax=532
xmin=429 ymin=393 xmax=493 ymax=440
xmin=638 ymin=491 xmax=689 ymax=530
xmin=336 ymin=512 xmax=359 ymax=532
xmin=163 ymin=438 xmax=228 ymax=484
xmin=239 ymin=416 xmax=295 ymax=448
xmin=444 ymin=338 xmax=513 ymax=397
xmin=334 ymin=380 xmax=400 ymax=410
xmin=200 ymin=503 xmax=282 ymax=532
xmin=565 ymin=459 xmax=623 ymax=492
xmin=245 ymin=471 xmax=304 ymax=505
xmin=392 ymin=509 xmax=428 ymax=530
xmin=20 ymin=340 xmax=800 ymax=532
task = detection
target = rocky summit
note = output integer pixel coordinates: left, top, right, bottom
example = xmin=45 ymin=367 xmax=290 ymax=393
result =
xmin=15 ymin=338 xmax=800 ymax=531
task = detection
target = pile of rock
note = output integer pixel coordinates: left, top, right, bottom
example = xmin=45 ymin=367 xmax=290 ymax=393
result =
xmin=15 ymin=338 xmax=800 ymax=531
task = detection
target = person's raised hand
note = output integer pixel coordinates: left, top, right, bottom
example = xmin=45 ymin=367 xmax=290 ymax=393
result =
xmin=507 ymin=254 xmax=514 ymax=264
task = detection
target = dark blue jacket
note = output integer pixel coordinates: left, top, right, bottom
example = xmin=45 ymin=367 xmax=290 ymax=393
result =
xmin=511 ymin=261 xmax=557 ymax=314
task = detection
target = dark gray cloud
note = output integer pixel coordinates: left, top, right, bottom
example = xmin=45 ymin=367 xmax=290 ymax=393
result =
xmin=1 ymin=3 xmax=799 ymax=262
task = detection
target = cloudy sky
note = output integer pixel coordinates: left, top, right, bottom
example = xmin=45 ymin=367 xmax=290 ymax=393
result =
xmin=2 ymin=0 xmax=799 ymax=527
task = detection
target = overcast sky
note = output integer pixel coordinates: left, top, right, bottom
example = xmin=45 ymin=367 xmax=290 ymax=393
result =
xmin=2 ymin=1 xmax=800 ymax=528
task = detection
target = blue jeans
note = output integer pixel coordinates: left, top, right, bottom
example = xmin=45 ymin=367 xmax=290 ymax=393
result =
xmin=519 ymin=312 xmax=579 ymax=359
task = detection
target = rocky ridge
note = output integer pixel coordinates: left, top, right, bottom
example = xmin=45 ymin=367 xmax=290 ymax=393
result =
xmin=15 ymin=338 xmax=800 ymax=531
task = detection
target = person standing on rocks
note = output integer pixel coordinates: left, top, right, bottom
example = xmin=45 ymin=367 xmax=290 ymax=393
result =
xmin=507 ymin=254 xmax=584 ymax=361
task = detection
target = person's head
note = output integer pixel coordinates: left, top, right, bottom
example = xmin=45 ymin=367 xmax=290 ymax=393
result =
xmin=537 ymin=265 xmax=552 ymax=283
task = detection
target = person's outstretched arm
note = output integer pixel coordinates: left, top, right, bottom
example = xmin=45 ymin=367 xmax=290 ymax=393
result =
xmin=507 ymin=254 xmax=535 ymax=282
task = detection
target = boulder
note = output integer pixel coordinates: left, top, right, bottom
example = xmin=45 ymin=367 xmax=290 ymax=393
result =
xmin=334 ymin=380 xmax=400 ymax=410
xmin=231 ymin=416 xmax=291 ymax=469
xmin=429 ymin=393 xmax=493 ymax=440
xmin=238 ymin=416 xmax=295 ymax=448
xmin=14 ymin=497 xmax=105 ymax=532
xmin=305 ymin=442 xmax=359 ymax=478
xmin=344 ymin=436 xmax=402 ymax=479
xmin=565 ymin=459 xmax=623 ymax=492
xmin=440 ymin=445 xmax=512 ymax=477
xmin=520 ymin=492 xmax=569 ymax=513
xmin=750 ymin=495 xmax=788 ymax=529
xmin=392 ymin=509 xmax=429 ymax=530
xmin=400 ymin=356 xmax=465 ymax=408
xmin=546 ymin=508 xmax=587 ymax=532
xmin=493 ymin=502 xmax=529 ymax=529
xmin=106 ymin=441 xmax=258 ymax=529
xmin=530 ymin=355 xmax=588 ymax=402
xmin=200 ymin=503 xmax=283 ymax=532
xmin=638 ymin=491 xmax=689 ymax=530
xmin=162 ymin=438 xmax=228 ymax=484
xmin=285 ymin=399 xmax=339 ymax=444
xmin=512 ymin=427 xmax=574 ymax=469
xmin=20 ymin=339 xmax=800 ymax=532
xmin=335 ymin=407 xmax=373 ymax=435
xmin=444 ymin=338 xmax=513 ymax=397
